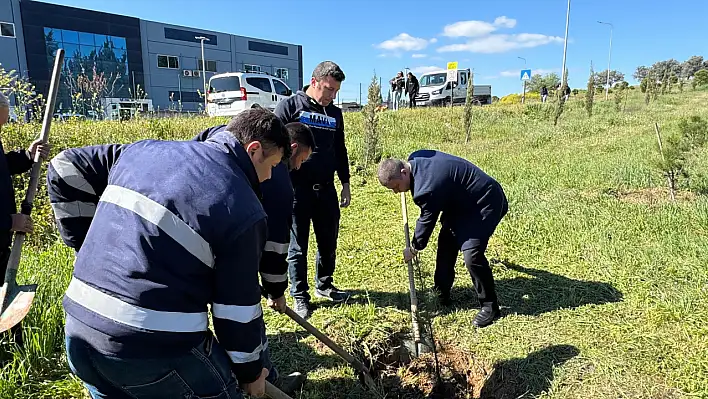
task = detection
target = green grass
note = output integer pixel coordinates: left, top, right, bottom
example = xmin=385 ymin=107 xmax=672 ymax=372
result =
xmin=1 ymin=88 xmax=707 ymax=398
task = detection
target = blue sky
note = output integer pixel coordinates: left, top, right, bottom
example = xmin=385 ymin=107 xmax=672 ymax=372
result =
xmin=43 ymin=0 xmax=708 ymax=102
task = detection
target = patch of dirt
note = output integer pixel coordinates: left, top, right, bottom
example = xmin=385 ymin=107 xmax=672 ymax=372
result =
xmin=602 ymin=187 xmax=697 ymax=204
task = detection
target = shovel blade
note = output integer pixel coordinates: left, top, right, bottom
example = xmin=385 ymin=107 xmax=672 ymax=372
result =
xmin=0 ymin=283 xmax=37 ymax=333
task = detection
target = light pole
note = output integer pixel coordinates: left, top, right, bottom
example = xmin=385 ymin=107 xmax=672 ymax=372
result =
xmin=560 ymin=0 xmax=571 ymax=89
xmin=195 ymin=36 xmax=210 ymax=112
xmin=597 ymin=21 xmax=613 ymax=100
xmin=518 ymin=56 xmax=527 ymax=104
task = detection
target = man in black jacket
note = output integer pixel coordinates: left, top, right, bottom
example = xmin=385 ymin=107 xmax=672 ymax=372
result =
xmin=377 ymin=150 xmax=508 ymax=328
xmin=0 ymin=92 xmax=51 ymax=343
xmin=274 ymin=61 xmax=351 ymax=319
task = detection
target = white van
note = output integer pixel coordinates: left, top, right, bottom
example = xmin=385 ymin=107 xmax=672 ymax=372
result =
xmin=414 ymin=69 xmax=492 ymax=106
xmin=206 ymin=71 xmax=293 ymax=117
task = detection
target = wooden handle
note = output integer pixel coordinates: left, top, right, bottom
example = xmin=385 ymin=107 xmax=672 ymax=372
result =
xmin=3 ymin=48 xmax=64 ymax=286
xmin=265 ymin=381 xmax=293 ymax=399
xmin=400 ymin=192 xmax=422 ymax=350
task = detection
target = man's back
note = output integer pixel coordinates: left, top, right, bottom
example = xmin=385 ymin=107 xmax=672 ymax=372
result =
xmin=64 ymin=133 xmax=267 ymax=367
xmin=408 ymin=150 xmax=503 ymax=222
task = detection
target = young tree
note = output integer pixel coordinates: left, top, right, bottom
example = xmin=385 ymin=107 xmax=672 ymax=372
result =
xmin=464 ymin=70 xmax=475 ymax=143
xmin=585 ymin=62 xmax=595 ymax=117
xmin=362 ymin=72 xmax=381 ymax=166
xmin=614 ymin=81 xmax=627 ymax=111
xmin=0 ymin=65 xmax=44 ymax=122
xmin=694 ymin=69 xmax=708 ymax=87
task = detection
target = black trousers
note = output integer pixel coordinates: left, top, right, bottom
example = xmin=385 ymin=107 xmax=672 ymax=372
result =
xmin=409 ymin=92 xmax=417 ymax=108
xmin=434 ymin=227 xmax=498 ymax=308
xmin=287 ymin=182 xmax=340 ymax=301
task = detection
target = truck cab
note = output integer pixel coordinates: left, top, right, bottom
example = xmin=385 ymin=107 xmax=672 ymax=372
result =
xmin=414 ymin=69 xmax=492 ymax=106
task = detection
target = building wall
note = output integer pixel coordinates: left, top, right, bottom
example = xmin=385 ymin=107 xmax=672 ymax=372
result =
xmin=230 ymin=36 xmax=302 ymax=91
xmin=0 ymin=0 xmax=29 ymax=103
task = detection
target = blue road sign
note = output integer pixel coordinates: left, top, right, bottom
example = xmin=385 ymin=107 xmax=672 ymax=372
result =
xmin=521 ymin=69 xmax=532 ymax=80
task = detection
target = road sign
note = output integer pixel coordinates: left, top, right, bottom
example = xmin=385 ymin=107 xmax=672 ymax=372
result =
xmin=520 ymin=69 xmax=532 ymax=81
xmin=447 ymin=61 xmax=458 ymax=70
xmin=447 ymin=69 xmax=458 ymax=82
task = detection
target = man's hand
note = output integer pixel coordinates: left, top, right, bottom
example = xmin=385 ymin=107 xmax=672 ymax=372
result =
xmin=267 ymin=295 xmax=286 ymax=313
xmin=403 ymin=246 xmax=418 ymax=263
xmin=243 ymin=368 xmax=269 ymax=397
xmin=340 ymin=183 xmax=351 ymax=208
xmin=11 ymin=214 xmax=33 ymax=233
xmin=28 ymin=139 xmax=51 ymax=161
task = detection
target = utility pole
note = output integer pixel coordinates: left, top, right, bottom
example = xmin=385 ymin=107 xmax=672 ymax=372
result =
xmin=597 ymin=21 xmax=613 ymax=100
xmin=518 ymin=56 xmax=527 ymax=104
xmin=560 ymin=0 xmax=571 ymax=88
xmin=195 ymin=36 xmax=210 ymax=113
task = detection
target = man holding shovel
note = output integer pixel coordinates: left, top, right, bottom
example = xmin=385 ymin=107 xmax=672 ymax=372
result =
xmin=47 ymin=108 xmax=291 ymax=398
xmin=0 ymin=92 xmax=51 ymax=344
xmin=377 ymin=150 xmax=508 ymax=328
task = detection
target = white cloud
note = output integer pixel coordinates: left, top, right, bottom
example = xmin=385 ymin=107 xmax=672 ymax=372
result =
xmin=412 ymin=54 xmax=427 ymax=58
xmin=430 ymin=38 xmax=438 ymax=43
xmin=437 ymin=33 xmax=563 ymax=54
xmin=411 ymin=66 xmax=445 ymax=75
xmin=441 ymin=16 xmax=517 ymax=38
xmin=494 ymin=16 xmax=517 ymax=28
xmin=376 ymin=33 xmax=429 ymax=52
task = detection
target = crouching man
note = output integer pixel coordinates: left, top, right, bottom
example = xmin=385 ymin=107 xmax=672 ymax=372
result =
xmin=377 ymin=150 xmax=508 ymax=328
xmin=47 ymin=108 xmax=291 ymax=398
xmin=191 ymin=120 xmax=314 ymax=394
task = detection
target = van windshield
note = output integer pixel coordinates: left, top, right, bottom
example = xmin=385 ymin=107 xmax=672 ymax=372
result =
xmin=209 ymin=76 xmax=241 ymax=93
xmin=419 ymin=73 xmax=447 ymax=87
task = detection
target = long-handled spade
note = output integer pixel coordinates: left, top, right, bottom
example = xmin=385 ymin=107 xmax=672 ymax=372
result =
xmin=260 ymin=290 xmax=380 ymax=394
xmin=400 ymin=192 xmax=434 ymax=357
xmin=0 ymin=48 xmax=64 ymax=333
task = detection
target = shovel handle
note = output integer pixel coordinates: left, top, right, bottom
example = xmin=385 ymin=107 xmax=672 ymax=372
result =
xmin=265 ymin=381 xmax=293 ymax=399
xmin=3 ymin=48 xmax=63 ymax=288
xmin=400 ymin=193 xmax=422 ymax=349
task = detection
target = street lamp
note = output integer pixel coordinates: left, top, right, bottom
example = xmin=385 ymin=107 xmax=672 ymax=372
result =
xmin=597 ymin=21 xmax=613 ymax=100
xmin=195 ymin=36 xmax=210 ymax=112
xmin=560 ymin=0 xmax=571 ymax=89
xmin=518 ymin=56 xmax=527 ymax=104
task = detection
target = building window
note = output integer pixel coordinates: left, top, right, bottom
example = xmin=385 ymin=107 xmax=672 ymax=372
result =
xmin=275 ymin=68 xmax=288 ymax=81
xmin=168 ymin=91 xmax=201 ymax=103
xmin=244 ymin=64 xmax=261 ymax=73
xmin=197 ymin=59 xmax=217 ymax=73
xmin=164 ymin=28 xmax=217 ymax=45
xmin=157 ymin=55 xmax=179 ymax=69
xmin=0 ymin=22 xmax=15 ymax=38
xmin=248 ymin=41 xmax=288 ymax=56
xmin=43 ymin=27 xmax=131 ymax=109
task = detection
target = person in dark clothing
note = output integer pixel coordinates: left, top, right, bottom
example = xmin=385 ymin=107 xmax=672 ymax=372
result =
xmin=190 ymin=121 xmax=314 ymax=395
xmin=0 ymin=92 xmax=51 ymax=344
xmin=377 ymin=150 xmax=508 ymax=328
xmin=541 ymin=86 xmax=548 ymax=103
xmin=46 ymin=108 xmax=292 ymax=399
xmin=274 ymin=60 xmax=352 ymax=320
xmin=406 ymin=72 xmax=420 ymax=108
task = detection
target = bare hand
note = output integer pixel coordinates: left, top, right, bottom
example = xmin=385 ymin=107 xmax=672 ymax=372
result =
xmin=267 ymin=296 xmax=286 ymax=313
xmin=340 ymin=183 xmax=351 ymax=208
xmin=11 ymin=214 xmax=33 ymax=233
xmin=403 ymin=247 xmax=418 ymax=263
xmin=28 ymin=139 xmax=51 ymax=161
xmin=243 ymin=368 xmax=269 ymax=397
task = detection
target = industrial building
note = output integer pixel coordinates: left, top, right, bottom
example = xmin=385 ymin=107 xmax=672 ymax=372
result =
xmin=0 ymin=0 xmax=303 ymax=113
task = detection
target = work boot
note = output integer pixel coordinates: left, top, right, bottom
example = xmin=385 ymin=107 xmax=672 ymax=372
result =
xmin=294 ymin=298 xmax=312 ymax=320
xmin=272 ymin=372 xmax=307 ymax=395
xmin=315 ymin=284 xmax=350 ymax=303
xmin=473 ymin=304 xmax=501 ymax=328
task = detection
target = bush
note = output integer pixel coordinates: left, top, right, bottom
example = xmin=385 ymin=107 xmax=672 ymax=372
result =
xmin=695 ymin=69 xmax=708 ymax=87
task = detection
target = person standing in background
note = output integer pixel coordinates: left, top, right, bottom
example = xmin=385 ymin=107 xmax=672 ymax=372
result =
xmin=406 ymin=72 xmax=420 ymax=108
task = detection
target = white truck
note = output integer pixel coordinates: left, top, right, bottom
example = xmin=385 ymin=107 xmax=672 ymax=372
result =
xmin=413 ymin=69 xmax=492 ymax=107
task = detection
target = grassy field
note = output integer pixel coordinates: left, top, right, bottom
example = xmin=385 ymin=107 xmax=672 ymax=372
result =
xmin=1 ymin=87 xmax=707 ymax=399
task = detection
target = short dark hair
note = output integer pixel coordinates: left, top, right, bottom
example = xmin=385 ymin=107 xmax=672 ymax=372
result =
xmin=285 ymin=122 xmax=315 ymax=150
xmin=377 ymin=158 xmax=405 ymax=185
xmin=225 ymin=108 xmax=292 ymax=161
xmin=312 ymin=61 xmax=345 ymax=82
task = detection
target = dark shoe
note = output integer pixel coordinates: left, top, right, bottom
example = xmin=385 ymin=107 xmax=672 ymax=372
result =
xmin=315 ymin=285 xmax=351 ymax=303
xmin=293 ymin=298 xmax=312 ymax=320
xmin=473 ymin=305 xmax=501 ymax=328
xmin=272 ymin=372 xmax=307 ymax=395
xmin=437 ymin=290 xmax=452 ymax=307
